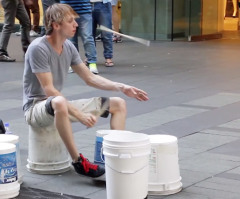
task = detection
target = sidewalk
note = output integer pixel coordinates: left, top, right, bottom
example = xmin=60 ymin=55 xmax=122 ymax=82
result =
xmin=1 ymin=32 xmax=240 ymax=199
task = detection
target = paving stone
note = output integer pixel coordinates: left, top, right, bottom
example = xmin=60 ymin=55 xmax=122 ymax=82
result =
xmin=205 ymin=176 xmax=240 ymax=186
xmin=0 ymin=99 xmax=22 ymax=111
xmin=125 ymin=106 xmax=207 ymax=132
xmin=184 ymin=186 xmax=240 ymax=199
xmin=183 ymin=92 xmax=240 ymax=108
xmin=194 ymin=177 xmax=240 ymax=194
xmin=28 ymin=169 xmax=105 ymax=197
xmin=178 ymin=132 xmax=238 ymax=151
xmin=209 ymin=139 xmax=240 ymax=157
xmin=179 ymin=147 xmax=204 ymax=160
xmin=227 ymin=166 xmax=240 ymax=175
xmin=180 ymin=169 xmax=212 ymax=186
xmin=179 ymin=152 xmax=240 ymax=175
xmin=62 ymin=85 xmax=96 ymax=97
xmin=148 ymin=191 xmax=209 ymax=199
xmin=216 ymin=172 xmax=240 ymax=181
xmin=85 ymin=189 xmax=107 ymax=199
xmin=202 ymin=129 xmax=240 ymax=138
xmin=0 ymin=80 xmax=22 ymax=91
xmin=17 ymin=187 xmax=87 ymax=199
xmin=218 ymin=118 xmax=240 ymax=129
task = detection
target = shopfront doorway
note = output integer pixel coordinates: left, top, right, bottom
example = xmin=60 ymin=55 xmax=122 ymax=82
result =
xmin=224 ymin=0 xmax=239 ymax=31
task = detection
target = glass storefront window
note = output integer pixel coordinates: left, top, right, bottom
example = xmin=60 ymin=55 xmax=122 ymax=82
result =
xmin=121 ymin=0 xmax=155 ymax=40
xmin=121 ymin=0 xmax=224 ymax=41
xmin=155 ymin=0 xmax=172 ymax=40
xmin=0 ymin=0 xmax=225 ymax=41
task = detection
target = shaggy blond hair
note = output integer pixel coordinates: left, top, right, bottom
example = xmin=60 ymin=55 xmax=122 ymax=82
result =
xmin=44 ymin=3 xmax=78 ymax=35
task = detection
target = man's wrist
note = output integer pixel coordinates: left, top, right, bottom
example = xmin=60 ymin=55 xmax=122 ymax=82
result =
xmin=115 ymin=82 xmax=126 ymax=92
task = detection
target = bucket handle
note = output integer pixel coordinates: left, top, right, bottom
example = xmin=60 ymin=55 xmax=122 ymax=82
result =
xmin=100 ymin=148 xmax=133 ymax=163
xmin=103 ymin=151 xmax=150 ymax=158
xmin=105 ymin=163 xmax=148 ymax=174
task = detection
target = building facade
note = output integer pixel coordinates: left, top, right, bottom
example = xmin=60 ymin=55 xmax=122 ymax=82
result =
xmin=121 ymin=0 xmax=236 ymax=41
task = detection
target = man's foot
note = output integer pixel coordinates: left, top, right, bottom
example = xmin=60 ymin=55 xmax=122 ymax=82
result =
xmin=95 ymin=34 xmax=102 ymax=42
xmin=15 ymin=31 xmax=21 ymax=36
xmin=68 ymin=66 xmax=74 ymax=73
xmin=30 ymin=30 xmax=39 ymax=37
xmin=113 ymin=35 xmax=122 ymax=43
xmin=105 ymin=59 xmax=114 ymax=67
xmin=0 ymin=54 xmax=16 ymax=62
xmin=89 ymin=63 xmax=99 ymax=74
xmin=72 ymin=154 xmax=105 ymax=178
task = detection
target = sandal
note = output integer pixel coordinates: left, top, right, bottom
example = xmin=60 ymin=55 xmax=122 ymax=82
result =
xmin=105 ymin=60 xmax=114 ymax=67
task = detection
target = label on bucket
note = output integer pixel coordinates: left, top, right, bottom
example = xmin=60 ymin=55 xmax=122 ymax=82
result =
xmin=94 ymin=137 xmax=105 ymax=164
xmin=0 ymin=152 xmax=18 ymax=184
xmin=149 ymin=147 xmax=157 ymax=174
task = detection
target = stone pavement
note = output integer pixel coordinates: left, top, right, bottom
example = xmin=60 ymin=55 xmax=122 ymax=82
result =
xmin=1 ymin=32 xmax=240 ymax=199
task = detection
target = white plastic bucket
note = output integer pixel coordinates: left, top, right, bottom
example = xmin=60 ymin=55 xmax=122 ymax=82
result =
xmin=148 ymin=134 xmax=182 ymax=195
xmin=0 ymin=134 xmax=23 ymax=184
xmin=103 ymin=130 xmax=150 ymax=199
xmin=94 ymin=130 xmax=111 ymax=165
xmin=27 ymin=124 xmax=71 ymax=174
xmin=0 ymin=143 xmax=20 ymax=199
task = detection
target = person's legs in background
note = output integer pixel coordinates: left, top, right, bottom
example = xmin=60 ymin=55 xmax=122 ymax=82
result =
xmin=15 ymin=0 xmax=31 ymax=36
xmin=0 ymin=0 xmax=30 ymax=61
xmin=0 ymin=0 xmax=18 ymax=61
xmin=224 ymin=0 xmax=238 ymax=18
xmin=101 ymin=3 xmax=114 ymax=66
xmin=92 ymin=2 xmax=114 ymax=67
xmin=78 ymin=13 xmax=98 ymax=74
xmin=16 ymin=0 xmax=31 ymax=54
xmin=112 ymin=0 xmax=122 ymax=43
xmin=40 ymin=0 xmax=60 ymax=35
xmin=29 ymin=0 xmax=40 ymax=36
xmin=232 ymin=0 xmax=237 ymax=17
xmin=69 ymin=14 xmax=98 ymax=74
xmin=15 ymin=0 xmax=40 ymax=37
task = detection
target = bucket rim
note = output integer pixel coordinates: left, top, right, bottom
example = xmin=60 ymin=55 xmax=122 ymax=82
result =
xmin=0 ymin=142 xmax=16 ymax=153
xmin=103 ymin=141 xmax=150 ymax=147
xmin=0 ymin=135 xmax=19 ymax=145
xmin=103 ymin=150 xmax=150 ymax=158
xmin=148 ymin=134 xmax=177 ymax=144
xmin=103 ymin=131 xmax=150 ymax=144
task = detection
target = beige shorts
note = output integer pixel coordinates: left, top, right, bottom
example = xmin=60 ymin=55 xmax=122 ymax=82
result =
xmin=25 ymin=97 xmax=110 ymax=128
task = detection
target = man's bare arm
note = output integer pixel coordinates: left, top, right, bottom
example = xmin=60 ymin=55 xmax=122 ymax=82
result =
xmin=72 ymin=63 xmax=149 ymax=101
xmin=35 ymin=72 xmax=97 ymax=127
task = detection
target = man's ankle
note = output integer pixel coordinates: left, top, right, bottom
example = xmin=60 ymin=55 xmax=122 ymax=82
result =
xmin=0 ymin=49 xmax=7 ymax=56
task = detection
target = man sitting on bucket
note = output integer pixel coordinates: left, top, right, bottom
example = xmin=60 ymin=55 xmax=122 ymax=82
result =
xmin=23 ymin=4 xmax=149 ymax=179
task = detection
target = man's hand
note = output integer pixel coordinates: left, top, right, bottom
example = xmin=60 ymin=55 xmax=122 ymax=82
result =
xmin=79 ymin=113 xmax=97 ymax=128
xmin=122 ymin=85 xmax=149 ymax=101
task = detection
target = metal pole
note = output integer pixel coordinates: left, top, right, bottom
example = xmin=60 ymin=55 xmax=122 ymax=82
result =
xmin=171 ymin=0 xmax=174 ymax=41
xmin=154 ymin=0 xmax=157 ymax=40
xmin=188 ymin=0 xmax=192 ymax=41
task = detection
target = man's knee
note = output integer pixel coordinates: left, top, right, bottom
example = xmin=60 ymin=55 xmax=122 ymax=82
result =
xmin=117 ymin=97 xmax=126 ymax=110
xmin=110 ymin=97 xmax=126 ymax=113
xmin=48 ymin=96 xmax=68 ymax=115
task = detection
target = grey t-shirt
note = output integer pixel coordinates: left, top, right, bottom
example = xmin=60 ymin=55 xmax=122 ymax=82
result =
xmin=23 ymin=36 xmax=82 ymax=111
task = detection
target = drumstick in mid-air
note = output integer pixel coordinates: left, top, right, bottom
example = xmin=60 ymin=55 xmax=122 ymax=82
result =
xmin=99 ymin=25 xmax=150 ymax=47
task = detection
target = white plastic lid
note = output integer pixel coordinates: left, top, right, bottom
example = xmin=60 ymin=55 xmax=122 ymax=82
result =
xmin=0 ymin=134 xmax=19 ymax=144
xmin=96 ymin=130 xmax=113 ymax=137
xmin=0 ymin=142 xmax=16 ymax=154
xmin=103 ymin=131 xmax=149 ymax=148
xmin=149 ymin=134 xmax=177 ymax=145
